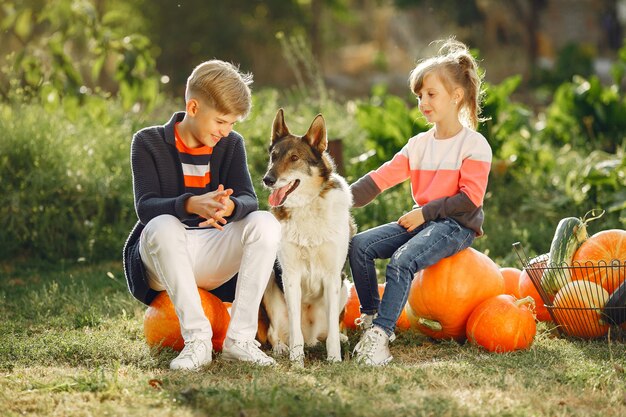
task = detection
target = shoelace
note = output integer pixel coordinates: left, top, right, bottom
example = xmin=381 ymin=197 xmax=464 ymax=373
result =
xmin=354 ymin=313 xmax=373 ymax=328
xmin=356 ymin=329 xmax=395 ymax=359
xmin=236 ymin=339 xmax=270 ymax=360
xmin=358 ymin=331 xmax=382 ymax=357
xmin=177 ymin=340 xmax=206 ymax=366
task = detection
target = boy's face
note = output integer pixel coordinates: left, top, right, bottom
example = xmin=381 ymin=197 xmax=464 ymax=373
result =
xmin=187 ymin=98 xmax=240 ymax=147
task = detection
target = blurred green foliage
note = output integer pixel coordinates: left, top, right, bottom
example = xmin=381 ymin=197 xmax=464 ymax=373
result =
xmin=0 ymin=0 xmax=161 ymax=111
xmin=0 ymin=0 xmax=624 ymax=267
xmin=0 ymin=97 xmax=139 ymax=261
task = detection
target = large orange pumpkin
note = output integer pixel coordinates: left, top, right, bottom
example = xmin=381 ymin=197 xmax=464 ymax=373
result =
xmin=144 ymin=289 xmax=229 ymax=352
xmin=466 ymin=294 xmax=537 ymax=352
xmin=572 ymin=229 xmax=626 ymax=294
xmin=500 ymin=267 xmax=522 ymax=298
xmin=343 ymin=283 xmax=411 ymax=331
xmin=407 ymin=248 xmax=504 ymax=341
xmin=551 ymin=280 xmax=609 ymax=339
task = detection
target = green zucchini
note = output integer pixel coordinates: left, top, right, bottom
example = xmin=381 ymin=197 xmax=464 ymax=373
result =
xmin=540 ymin=209 xmax=604 ymax=297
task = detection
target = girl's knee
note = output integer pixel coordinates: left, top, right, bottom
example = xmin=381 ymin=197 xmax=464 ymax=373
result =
xmin=349 ymin=233 xmax=369 ymax=255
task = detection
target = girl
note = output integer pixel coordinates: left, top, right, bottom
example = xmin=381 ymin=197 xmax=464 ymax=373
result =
xmin=348 ymin=39 xmax=492 ymax=365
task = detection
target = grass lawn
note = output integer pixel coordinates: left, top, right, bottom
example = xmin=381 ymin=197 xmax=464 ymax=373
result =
xmin=1 ymin=260 xmax=625 ymax=417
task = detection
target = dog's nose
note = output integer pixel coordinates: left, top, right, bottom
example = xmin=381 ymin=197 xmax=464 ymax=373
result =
xmin=263 ymin=175 xmax=275 ymax=187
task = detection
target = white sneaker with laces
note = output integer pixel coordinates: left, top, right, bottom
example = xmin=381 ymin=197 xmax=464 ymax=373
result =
xmin=222 ymin=338 xmax=276 ymax=366
xmin=353 ymin=326 xmax=395 ymax=366
xmin=169 ymin=338 xmax=212 ymax=371
xmin=354 ymin=313 xmax=376 ymax=330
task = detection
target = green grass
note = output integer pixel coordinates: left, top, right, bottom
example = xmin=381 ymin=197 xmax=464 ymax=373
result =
xmin=1 ymin=261 xmax=626 ymax=417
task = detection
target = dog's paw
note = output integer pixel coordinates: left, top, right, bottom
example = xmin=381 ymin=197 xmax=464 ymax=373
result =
xmin=326 ymin=355 xmax=342 ymax=363
xmin=272 ymin=341 xmax=289 ymax=356
xmin=339 ymin=333 xmax=348 ymax=343
xmin=289 ymin=345 xmax=305 ymax=367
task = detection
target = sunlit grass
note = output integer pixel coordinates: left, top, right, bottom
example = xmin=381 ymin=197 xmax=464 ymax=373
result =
xmin=1 ymin=261 xmax=626 ymax=416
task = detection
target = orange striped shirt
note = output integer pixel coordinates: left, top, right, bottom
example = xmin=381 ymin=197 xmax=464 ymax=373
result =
xmin=174 ymin=123 xmax=213 ymax=192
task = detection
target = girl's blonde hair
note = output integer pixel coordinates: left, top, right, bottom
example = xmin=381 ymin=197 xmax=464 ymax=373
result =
xmin=409 ymin=38 xmax=484 ymax=129
xmin=185 ymin=60 xmax=253 ymax=119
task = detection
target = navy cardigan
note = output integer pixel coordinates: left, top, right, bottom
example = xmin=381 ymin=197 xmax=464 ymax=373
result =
xmin=122 ymin=112 xmax=259 ymax=305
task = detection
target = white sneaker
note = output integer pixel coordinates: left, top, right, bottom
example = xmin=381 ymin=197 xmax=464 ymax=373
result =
xmin=222 ymin=338 xmax=276 ymax=366
xmin=353 ymin=326 xmax=395 ymax=366
xmin=354 ymin=313 xmax=376 ymax=330
xmin=169 ymin=339 xmax=212 ymax=371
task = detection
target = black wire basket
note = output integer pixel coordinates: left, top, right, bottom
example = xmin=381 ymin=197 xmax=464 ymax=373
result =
xmin=513 ymin=242 xmax=626 ymax=339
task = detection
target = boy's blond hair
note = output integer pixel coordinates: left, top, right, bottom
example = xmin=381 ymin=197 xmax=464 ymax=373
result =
xmin=185 ymin=60 xmax=253 ymax=119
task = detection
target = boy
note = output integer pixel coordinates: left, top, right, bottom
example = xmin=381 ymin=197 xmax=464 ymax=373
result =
xmin=123 ymin=60 xmax=281 ymax=370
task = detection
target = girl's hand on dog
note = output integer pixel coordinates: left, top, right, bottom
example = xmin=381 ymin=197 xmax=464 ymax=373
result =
xmin=398 ymin=208 xmax=425 ymax=232
xmin=185 ymin=185 xmax=234 ymax=230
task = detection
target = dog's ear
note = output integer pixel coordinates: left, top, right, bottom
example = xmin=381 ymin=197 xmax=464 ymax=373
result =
xmin=303 ymin=114 xmax=327 ymax=153
xmin=271 ymin=108 xmax=290 ymax=144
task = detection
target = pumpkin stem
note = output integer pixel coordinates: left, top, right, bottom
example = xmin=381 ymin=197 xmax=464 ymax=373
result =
xmin=515 ymin=296 xmax=536 ymax=308
xmin=418 ymin=318 xmax=443 ymax=331
xmin=582 ymin=208 xmax=604 ymax=225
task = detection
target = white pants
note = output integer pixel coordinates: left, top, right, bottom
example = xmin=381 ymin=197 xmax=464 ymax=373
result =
xmin=139 ymin=211 xmax=281 ymax=343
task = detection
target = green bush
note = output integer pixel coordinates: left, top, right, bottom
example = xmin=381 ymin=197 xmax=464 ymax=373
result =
xmin=1 ymin=74 xmax=623 ymax=266
xmin=0 ymin=97 xmax=142 ymax=261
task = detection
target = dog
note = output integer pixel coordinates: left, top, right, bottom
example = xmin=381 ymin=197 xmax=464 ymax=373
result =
xmin=262 ymin=108 xmax=355 ymax=365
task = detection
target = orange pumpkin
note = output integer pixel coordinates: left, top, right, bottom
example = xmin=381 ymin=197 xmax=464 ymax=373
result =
xmin=500 ymin=267 xmax=522 ymax=298
xmin=407 ymin=248 xmax=504 ymax=342
xmin=144 ymin=289 xmax=229 ymax=352
xmin=343 ymin=283 xmax=411 ymax=331
xmin=466 ymin=294 xmax=537 ymax=352
xmin=518 ymin=269 xmax=552 ymax=322
xmin=572 ymin=229 xmax=626 ymax=294
xmin=552 ymin=280 xmax=609 ymax=339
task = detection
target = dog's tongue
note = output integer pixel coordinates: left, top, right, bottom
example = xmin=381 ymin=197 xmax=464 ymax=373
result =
xmin=268 ymin=184 xmax=291 ymax=207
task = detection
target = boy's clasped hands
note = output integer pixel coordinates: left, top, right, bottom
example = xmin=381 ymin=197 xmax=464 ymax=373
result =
xmin=184 ymin=184 xmax=235 ymax=229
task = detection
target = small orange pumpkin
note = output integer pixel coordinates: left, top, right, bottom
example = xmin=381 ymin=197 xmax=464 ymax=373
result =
xmin=572 ymin=229 xmax=626 ymax=294
xmin=552 ymin=280 xmax=609 ymax=339
xmin=518 ymin=269 xmax=552 ymax=322
xmin=343 ymin=283 xmax=411 ymax=331
xmin=144 ymin=289 xmax=229 ymax=352
xmin=407 ymin=248 xmax=504 ymax=341
xmin=466 ymin=294 xmax=537 ymax=352
xmin=500 ymin=267 xmax=522 ymax=298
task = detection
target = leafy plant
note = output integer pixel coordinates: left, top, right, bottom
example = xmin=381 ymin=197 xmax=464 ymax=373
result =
xmin=542 ymin=75 xmax=626 ymax=153
xmin=0 ymin=98 xmax=141 ymax=261
xmin=0 ymin=0 xmax=161 ymax=111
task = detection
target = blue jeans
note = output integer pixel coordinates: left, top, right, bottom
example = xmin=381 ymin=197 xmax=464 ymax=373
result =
xmin=348 ymin=218 xmax=475 ymax=336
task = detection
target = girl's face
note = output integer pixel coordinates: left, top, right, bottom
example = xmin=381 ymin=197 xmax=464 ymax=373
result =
xmin=416 ymin=72 xmax=461 ymax=127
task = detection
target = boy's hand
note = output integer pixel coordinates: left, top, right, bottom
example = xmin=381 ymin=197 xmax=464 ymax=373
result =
xmin=398 ymin=208 xmax=425 ymax=232
xmin=185 ymin=185 xmax=234 ymax=230
xmin=202 ymin=190 xmax=235 ymax=229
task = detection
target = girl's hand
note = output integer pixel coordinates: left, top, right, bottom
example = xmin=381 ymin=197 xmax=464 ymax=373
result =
xmin=398 ymin=208 xmax=425 ymax=232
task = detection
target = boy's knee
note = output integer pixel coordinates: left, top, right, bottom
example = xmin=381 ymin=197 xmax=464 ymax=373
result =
xmin=244 ymin=211 xmax=281 ymax=246
xmin=142 ymin=215 xmax=184 ymax=245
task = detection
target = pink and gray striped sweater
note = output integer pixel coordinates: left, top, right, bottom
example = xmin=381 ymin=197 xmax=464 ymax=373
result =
xmin=350 ymin=127 xmax=492 ymax=236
